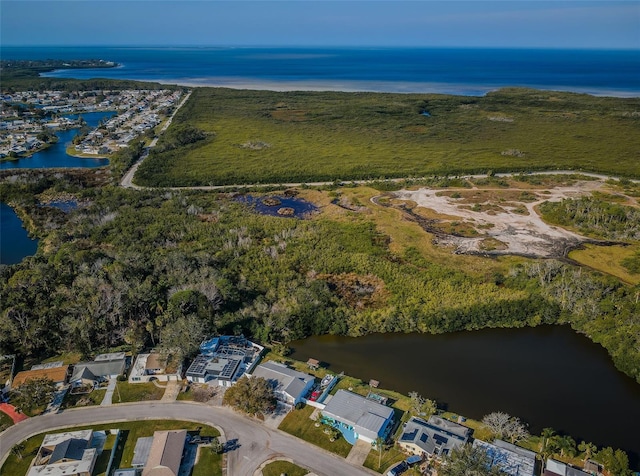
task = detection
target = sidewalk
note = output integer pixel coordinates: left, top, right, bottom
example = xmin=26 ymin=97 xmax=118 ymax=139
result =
xmin=0 ymin=402 xmax=28 ymax=423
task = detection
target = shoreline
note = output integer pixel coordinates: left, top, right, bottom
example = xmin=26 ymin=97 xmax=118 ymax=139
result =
xmin=40 ymin=73 xmax=640 ymax=98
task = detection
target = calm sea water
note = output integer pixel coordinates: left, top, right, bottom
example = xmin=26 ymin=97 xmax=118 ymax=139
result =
xmin=2 ymin=46 xmax=639 ymax=96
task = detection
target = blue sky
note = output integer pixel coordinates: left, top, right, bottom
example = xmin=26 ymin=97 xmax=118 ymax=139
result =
xmin=1 ymin=1 xmax=638 ymax=49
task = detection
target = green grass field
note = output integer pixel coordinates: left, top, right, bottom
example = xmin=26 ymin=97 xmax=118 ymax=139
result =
xmin=135 ymin=87 xmax=640 ymax=186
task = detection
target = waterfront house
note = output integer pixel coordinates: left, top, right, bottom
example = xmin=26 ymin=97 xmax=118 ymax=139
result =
xmin=321 ymin=389 xmax=395 ymax=444
xmin=398 ymin=415 xmax=471 ymax=458
xmin=250 ymin=360 xmax=315 ymax=406
xmin=473 ymin=439 xmax=536 ymax=476
xmin=544 ymin=459 xmax=591 ymax=476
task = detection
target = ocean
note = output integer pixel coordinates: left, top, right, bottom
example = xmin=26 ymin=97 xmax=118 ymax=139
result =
xmin=2 ymin=46 xmax=639 ymax=97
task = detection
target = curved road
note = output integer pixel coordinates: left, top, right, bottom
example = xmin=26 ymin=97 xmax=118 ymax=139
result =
xmin=0 ymin=401 xmax=377 ymax=476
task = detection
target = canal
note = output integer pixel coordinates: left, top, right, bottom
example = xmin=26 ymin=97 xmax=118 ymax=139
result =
xmin=290 ymin=325 xmax=640 ymax=466
xmin=0 ymin=111 xmax=114 ymax=170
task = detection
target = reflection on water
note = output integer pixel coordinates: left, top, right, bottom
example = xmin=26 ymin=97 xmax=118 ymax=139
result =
xmin=236 ymin=194 xmax=318 ymax=218
xmin=0 ymin=111 xmax=114 ymax=170
xmin=42 ymin=200 xmax=80 ymax=213
xmin=291 ymin=326 xmax=640 ymax=467
xmin=0 ymin=202 xmax=38 ymax=265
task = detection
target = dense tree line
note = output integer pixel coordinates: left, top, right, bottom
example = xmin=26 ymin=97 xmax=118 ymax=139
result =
xmin=539 ymin=197 xmax=640 ymax=241
xmin=0 ymin=175 xmax=639 ymax=388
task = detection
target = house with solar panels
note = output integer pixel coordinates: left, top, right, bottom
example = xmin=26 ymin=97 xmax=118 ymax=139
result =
xmin=398 ymin=415 xmax=471 ymax=458
xmin=320 ymin=389 xmax=395 ymax=444
xmin=250 ymin=360 xmax=315 ymax=406
xmin=185 ymin=336 xmax=263 ymax=386
xmin=473 ymin=439 xmax=537 ymax=476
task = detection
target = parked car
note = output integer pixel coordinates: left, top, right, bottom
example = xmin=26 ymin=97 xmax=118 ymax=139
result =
xmin=387 ymin=461 xmax=408 ymax=476
xmin=309 ymin=389 xmax=321 ymax=401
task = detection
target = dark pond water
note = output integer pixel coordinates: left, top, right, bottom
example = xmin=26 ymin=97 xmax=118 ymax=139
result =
xmin=0 ymin=202 xmax=38 ymax=265
xmin=43 ymin=200 xmax=80 ymax=213
xmin=290 ymin=325 xmax=640 ymax=466
xmin=0 ymin=111 xmax=114 ymax=170
xmin=236 ymin=195 xmax=318 ymax=218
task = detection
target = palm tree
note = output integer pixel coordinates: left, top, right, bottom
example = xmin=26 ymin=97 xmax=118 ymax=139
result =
xmin=539 ymin=427 xmax=556 ymax=452
xmin=578 ymin=441 xmax=597 ymax=463
xmin=539 ymin=428 xmax=557 ymax=470
xmin=556 ymin=435 xmax=576 ymax=458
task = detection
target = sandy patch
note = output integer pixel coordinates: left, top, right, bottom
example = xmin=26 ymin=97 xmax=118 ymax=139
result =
xmin=391 ymin=180 xmax=606 ymax=258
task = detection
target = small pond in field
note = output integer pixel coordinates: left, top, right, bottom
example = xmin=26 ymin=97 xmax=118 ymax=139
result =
xmin=236 ymin=195 xmax=318 ymax=218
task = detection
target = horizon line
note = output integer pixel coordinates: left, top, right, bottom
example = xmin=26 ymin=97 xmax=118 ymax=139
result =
xmin=2 ymin=44 xmax=639 ymax=51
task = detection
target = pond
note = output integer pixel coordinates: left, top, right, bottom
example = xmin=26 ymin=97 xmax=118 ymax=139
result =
xmin=0 ymin=202 xmax=38 ymax=265
xmin=236 ymin=195 xmax=318 ymax=218
xmin=290 ymin=325 xmax=640 ymax=466
xmin=0 ymin=111 xmax=114 ymax=170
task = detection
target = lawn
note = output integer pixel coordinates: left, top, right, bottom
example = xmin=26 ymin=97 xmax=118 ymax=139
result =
xmin=364 ymin=444 xmax=412 ymax=474
xmin=115 ymin=381 xmax=165 ymax=403
xmin=192 ymin=446 xmax=223 ymax=476
xmin=135 ymin=87 xmax=640 ymax=187
xmin=0 ymin=411 xmax=14 ymax=430
xmin=61 ymin=388 xmax=105 ymax=409
xmin=278 ymin=404 xmax=353 ymax=457
xmin=261 ymin=460 xmax=310 ymax=476
xmin=0 ymin=420 xmax=221 ymax=476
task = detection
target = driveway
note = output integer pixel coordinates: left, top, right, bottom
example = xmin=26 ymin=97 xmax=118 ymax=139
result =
xmin=100 ymin=379 xmax=117 ymax=406
xmin=0 ymin=402 xmax=378 ymax=476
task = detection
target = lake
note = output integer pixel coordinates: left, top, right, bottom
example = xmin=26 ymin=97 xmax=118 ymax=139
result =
xmin=290 ymin=325 xmax=640 ymax=465
xmin=0 ymin=111 xmax=114 ymax=170
xmin=0 ymin=202 xmax=38 ymax=265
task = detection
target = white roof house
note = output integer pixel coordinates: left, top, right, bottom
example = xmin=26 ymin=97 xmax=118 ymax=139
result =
xmin=129 ymin=352 xmax=182 ymax=383
xmin=251 ymin=361 xmax=315 ymax=406
xmin=473 ymin=439 xmax=536 ymax=476
xmin=321 ymin=389 xmax=395 ymax=444
xmin=27 ymin=430 xmax=98 ymax=476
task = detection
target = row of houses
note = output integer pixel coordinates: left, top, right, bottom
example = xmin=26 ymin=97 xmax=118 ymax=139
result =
xmin=26 ymin=427 xmax=192 ymax=476
xmin=10 ymin=342 xmax=602 ymax=476
xmin=10 ymin=353 xmax=127 ymax=392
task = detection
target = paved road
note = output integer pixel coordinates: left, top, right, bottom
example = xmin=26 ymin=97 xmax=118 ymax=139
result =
xmin=121 ymin=90 xmax=192 ymax=189
xmin=0 ymin=401 xmax=377 ymax=476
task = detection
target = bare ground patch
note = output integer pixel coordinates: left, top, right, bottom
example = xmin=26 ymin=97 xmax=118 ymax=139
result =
xmin=388 ymin=179 xmax=618 ymax=258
